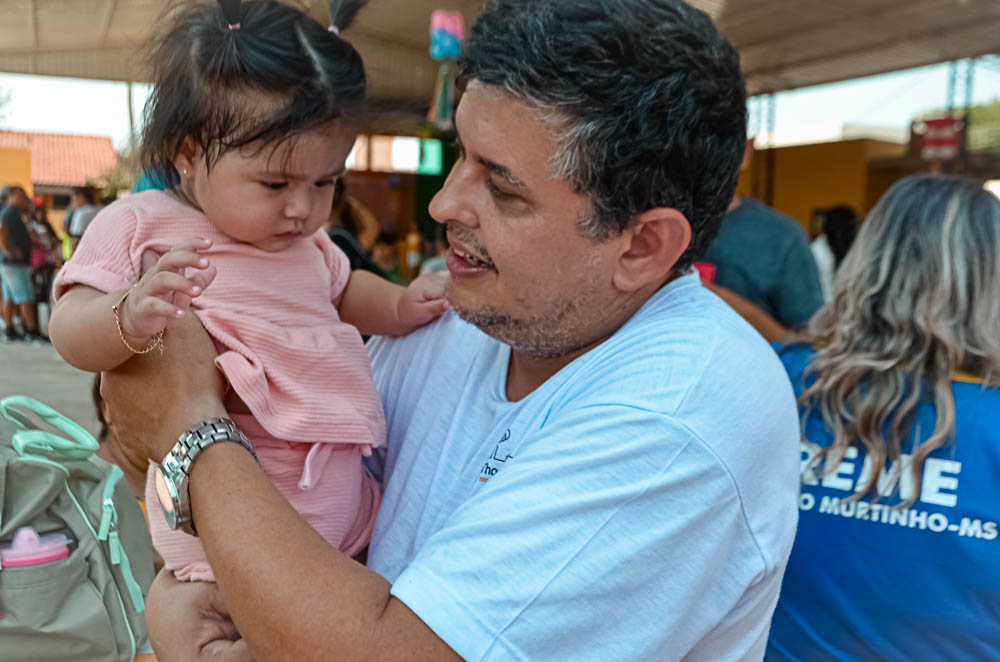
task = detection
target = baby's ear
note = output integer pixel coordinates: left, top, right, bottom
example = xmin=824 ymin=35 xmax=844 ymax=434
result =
xmin=171 ymin=136 xmax=199 ymax=175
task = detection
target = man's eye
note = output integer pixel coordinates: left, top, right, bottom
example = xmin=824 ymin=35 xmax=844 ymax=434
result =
xmin=262 ymin=182 xmax=287 ymax=190
xmin=486 ymin=178 xmax=516 ymax=201
xmin=316 ymin=179 xmax=335 ymax=188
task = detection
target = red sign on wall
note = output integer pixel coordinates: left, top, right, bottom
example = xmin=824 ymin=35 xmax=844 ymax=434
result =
xmin=911 ymin=116 xmax=965 ymax=161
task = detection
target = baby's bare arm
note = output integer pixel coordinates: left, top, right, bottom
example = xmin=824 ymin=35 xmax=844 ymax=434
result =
xmin=337 ymin=270 xmax=448 ymax=337
xmin=51 ymin=239 xmax=217 ymax=372
xmin=50 ymin=285 xmax=146 ymax=372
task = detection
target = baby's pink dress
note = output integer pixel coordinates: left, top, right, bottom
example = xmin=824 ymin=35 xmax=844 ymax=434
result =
xmin=55 ymin=191 xmax=384 ymax=581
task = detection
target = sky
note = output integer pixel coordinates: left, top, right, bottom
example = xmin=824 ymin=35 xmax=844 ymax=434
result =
xmin=2 ymin=58 xmax=1000 ymax=152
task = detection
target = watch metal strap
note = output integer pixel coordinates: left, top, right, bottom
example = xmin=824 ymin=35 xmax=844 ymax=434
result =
xmin=171 ymin=417 xmax=258 ymax=473
xmin=161 ymin=417 xmax=258 ymax=536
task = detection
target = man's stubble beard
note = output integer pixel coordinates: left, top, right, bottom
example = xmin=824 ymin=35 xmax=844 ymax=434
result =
xmin=446 ymin=272 xmax=606 ymax=361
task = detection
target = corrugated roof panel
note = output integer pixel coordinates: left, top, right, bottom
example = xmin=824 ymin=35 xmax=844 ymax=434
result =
xmin=0 ymin=0 xmax=996 ymax=98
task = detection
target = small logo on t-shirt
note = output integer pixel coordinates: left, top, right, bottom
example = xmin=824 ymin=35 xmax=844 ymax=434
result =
xmin=479 ymin=429 xmax=514 ymax=484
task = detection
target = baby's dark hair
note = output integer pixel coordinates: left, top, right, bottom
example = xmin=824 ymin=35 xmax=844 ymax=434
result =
xmin=141 ymin=0 xmax=368 ymax=188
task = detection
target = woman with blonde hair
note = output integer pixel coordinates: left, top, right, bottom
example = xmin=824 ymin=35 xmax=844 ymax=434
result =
xmin=766 ymin=175 xmax=1000 ymax=660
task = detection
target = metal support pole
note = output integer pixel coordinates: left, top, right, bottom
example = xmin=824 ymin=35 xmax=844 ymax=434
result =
xmin=751 ymin=96 xmax=763 ymax=140
xmin=127 ymin=81 xmax=137 ymax=151
xmin=962 ymin=58 xmax=976 ymax=168
xmin=964 ymin=58 xmax=976 ymax=115
xmin=947 ymin=60 xmax=959 ymax=115
xmin=767 ymin=94 xmax=777 ymax=146
xmin=765 ymin=94 xmax=777 ymax=206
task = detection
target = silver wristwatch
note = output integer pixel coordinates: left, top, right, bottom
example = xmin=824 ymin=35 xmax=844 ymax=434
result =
xmin=154 ymin=417 xmax=257 ymax=536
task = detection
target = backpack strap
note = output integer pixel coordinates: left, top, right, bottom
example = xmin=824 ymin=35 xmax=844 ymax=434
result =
xmin=1 ymin=396 xmax=99 ymax=461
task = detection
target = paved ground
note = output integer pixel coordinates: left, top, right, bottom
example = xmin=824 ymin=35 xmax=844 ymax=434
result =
xmin=0 ymin=340 xmax=101 ymax=441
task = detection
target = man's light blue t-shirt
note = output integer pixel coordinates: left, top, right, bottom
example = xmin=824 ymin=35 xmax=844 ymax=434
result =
xmin=366 ymin=273 xmax=801 ymax=661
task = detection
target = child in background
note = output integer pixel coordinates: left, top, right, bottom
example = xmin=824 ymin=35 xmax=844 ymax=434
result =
xmin=49 ymin=0 xmax=447 ymax=583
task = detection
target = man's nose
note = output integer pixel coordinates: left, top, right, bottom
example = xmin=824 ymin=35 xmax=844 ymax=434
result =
xmin=429 ymin=163 xmax=479 ymax=229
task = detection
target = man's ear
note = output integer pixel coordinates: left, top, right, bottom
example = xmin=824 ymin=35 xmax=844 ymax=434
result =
xmin=611 ymin=207 xmax=691 ymax=293
xmin=171 ymin=137 xmax=199 ymax=179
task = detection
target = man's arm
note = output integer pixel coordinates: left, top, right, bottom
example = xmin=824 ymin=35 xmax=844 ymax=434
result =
xmin=100 ymin=315 xmax=460 ymax=662
xmin=706 ymin=282 xmax=789 ymax=343
xmin=190 ymin=444 xmax=460 ymax=662
xmin=0 ymin=215 xmax=17 ymax=260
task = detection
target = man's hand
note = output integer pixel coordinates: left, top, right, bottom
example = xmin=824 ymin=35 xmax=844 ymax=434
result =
xmin=100 ymin=305 xmax=227 ymax=464
xmin=146 ymin=570 xmax=253 ymax=662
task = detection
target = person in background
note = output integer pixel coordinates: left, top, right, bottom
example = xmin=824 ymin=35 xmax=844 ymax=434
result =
xmin=329 ymin=179 xmax=380 ymax=252
xmin=326 ymin=178 xmax=386 ymax=277
xmin=418 ymin=224 xmax=449 ymax=276
xmin=0 ymin=185 xmax=8 ymax=333
xmin=767 ymin=174 xmax=1000 ymax=660
xmin=370 ymin=230 xmax=401 ymax=283
xmin=28 ymin=202 xmax=61 ymax=305
xmin=66 ymin=186 xmax=103 ymax=252
xmin=705 ymin=281 xmax=789 ymax=343
xmin=702 ymin=141 xmax=824 ymax=329
xmin=810 ymin=205 xmax=859 ymax=302
xmin=0 ymin=185 xmax=45 ymax=343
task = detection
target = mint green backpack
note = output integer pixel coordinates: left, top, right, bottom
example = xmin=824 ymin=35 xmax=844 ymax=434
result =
xmin=0 ymin=396 xmax=155 ymax=662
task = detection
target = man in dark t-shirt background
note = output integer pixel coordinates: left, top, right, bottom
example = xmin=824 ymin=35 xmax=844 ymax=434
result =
xmin=0 ymin=185 xmax=44 ymax=342
xmin=702 ymin=141 xmax=824 ymax=329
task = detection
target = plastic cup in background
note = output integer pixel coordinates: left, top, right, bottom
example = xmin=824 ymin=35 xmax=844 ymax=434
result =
xmin=694 ymin=262 xmax=716 ymax=284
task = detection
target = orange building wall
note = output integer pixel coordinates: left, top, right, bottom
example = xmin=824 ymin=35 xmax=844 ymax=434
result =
xmin=736 ymin=139 xmax=905 ymax=234
xmin=0 ymin=148 xmax=34 ymax=197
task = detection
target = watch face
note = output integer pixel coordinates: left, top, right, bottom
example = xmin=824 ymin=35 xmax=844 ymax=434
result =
xmin=155 ymin=466 xmax=177 ymax=528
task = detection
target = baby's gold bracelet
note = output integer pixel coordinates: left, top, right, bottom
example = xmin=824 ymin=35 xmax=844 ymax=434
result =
xmin=112 ymin=288 xmax=165 ymax=355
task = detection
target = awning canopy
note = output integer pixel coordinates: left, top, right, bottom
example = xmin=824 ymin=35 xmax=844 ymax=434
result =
xmin=0 ymin=0 xmax=997 ymax=100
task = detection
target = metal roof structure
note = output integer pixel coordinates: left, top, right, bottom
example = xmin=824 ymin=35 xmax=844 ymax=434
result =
xmin=0 ymin=0 xmax=997 ymax=100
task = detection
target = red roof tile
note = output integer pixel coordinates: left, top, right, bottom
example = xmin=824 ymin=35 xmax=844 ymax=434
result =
xmin=0 ymin=130 xmax=117 ymax=188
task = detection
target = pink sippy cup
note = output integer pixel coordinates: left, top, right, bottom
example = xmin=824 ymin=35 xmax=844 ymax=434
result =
xmin=0 ymin=527 xmax=71 ymax=568
xmin=0 ymin=527 xmax=70 ymax=620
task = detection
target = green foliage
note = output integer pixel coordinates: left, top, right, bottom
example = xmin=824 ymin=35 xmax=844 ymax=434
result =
xmin=89 ymin=148 xmax=141 ymax=202
xmin=967 ymin=100 xmax=1000 ymax=153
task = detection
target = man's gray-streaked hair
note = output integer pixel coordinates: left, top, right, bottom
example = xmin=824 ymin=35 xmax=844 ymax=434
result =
xmin=459 ymin=0 xmax=747 ymax=270
xmin=800 ymin=175 xmax=1000 ymax=505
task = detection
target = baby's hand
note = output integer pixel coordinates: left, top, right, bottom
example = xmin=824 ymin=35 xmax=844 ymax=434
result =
xmin=119 ymin=239 xmax=217 ymax=345
xmin=396 ymin=273 xmax=450 ymax=332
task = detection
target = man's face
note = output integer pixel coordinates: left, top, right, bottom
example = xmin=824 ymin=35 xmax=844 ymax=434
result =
xmin=429 ymin=82 xmax=625 ymax=359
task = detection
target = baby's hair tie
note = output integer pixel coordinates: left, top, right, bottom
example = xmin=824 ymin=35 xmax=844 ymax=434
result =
xmin=327 ymin=1 xmax=365 ymax=38
xmin=217 ymin=0 xmax=242 ymax=31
